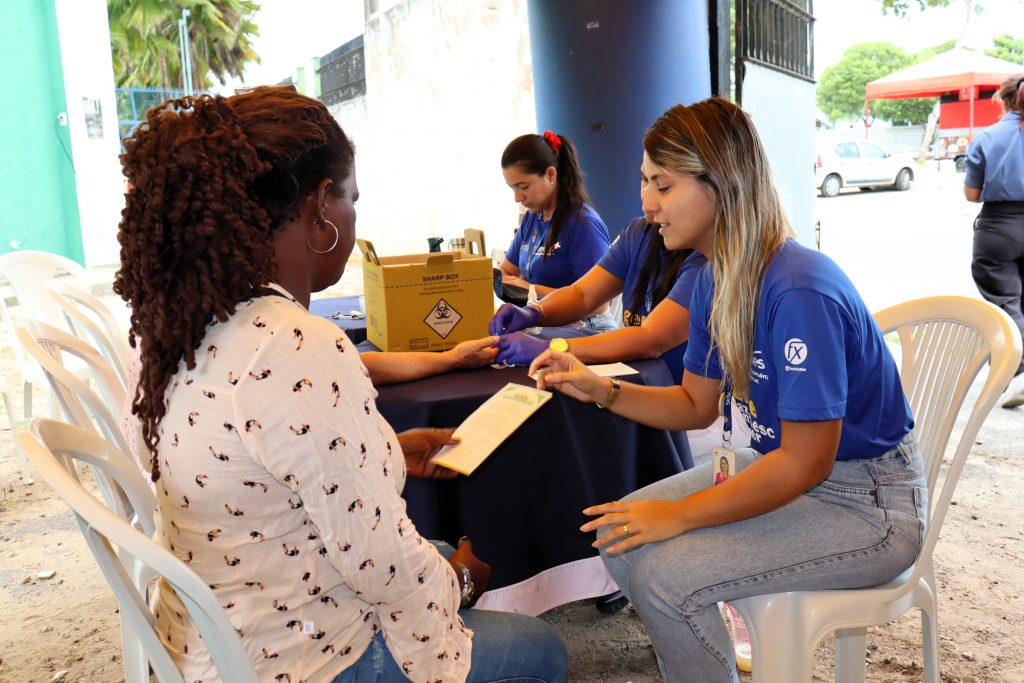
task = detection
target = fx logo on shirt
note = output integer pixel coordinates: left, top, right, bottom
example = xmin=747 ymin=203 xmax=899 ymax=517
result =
xmin=784 ymin=338 xmax=808 ymax=365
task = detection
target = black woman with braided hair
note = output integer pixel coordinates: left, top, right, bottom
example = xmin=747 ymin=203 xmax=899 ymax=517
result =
xmin=115 ymin=85 xmax=566 ymax=683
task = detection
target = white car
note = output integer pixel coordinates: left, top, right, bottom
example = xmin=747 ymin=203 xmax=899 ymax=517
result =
xmin=815 ymin=140 xmax=915 ymax=197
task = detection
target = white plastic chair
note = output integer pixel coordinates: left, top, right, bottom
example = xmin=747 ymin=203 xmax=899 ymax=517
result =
xmin=1 ymin=371 xmax=32 ymax=483
xmin=16 ymin=417 xmax=258 ymax=683
xmin=15 ymin=320 xmax=131 ymax=461
xmin=46 ymin=280 xmax=131 ymax=389
xmin=731 ymin=296 xmax=1022 ymax=683
xmin=0 ymin=251 xmax=93 ymax=481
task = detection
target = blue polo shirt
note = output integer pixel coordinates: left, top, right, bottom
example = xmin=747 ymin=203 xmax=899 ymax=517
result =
xmin=684 ymin=239 xmax=913 ymax=460
xmin=598 ymin=217 xmax=708 ymax=382
xmin=964 ymin=111 xmax=1024 ymax=202
xmin=506 ymin=203 xmax=610 ymax=289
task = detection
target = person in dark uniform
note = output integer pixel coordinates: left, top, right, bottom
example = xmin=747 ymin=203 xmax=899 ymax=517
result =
xmin=965 ymin=74 xmax=1024 ymax=407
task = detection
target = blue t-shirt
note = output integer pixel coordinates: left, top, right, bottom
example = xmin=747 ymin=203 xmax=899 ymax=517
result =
xmin=964 ymin=111 xmax=1024 ymax=202
xmin=598 ymin=217 xmax=708 ymax=382
xmin=506 ymin=203 xmax=610 ymax=289
xmin=684 ymin=239 xmax=913 ymax=460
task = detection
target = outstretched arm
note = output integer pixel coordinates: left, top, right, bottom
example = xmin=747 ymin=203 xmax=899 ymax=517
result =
xmin=362 ymin=337 xmax=498 ymax=385
xmin=564 ymin=297 xmax=689 ymax=365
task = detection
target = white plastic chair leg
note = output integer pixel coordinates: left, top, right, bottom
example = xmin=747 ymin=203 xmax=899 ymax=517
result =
xmin=2 ymin=390 xmax=32 ymax=484
xmin=22 ymin=379 xmax=32 ymax=419
xmin=121 ymin=619 xmax=149 ymax=683
xmin=742 ymin=597 xmax=816 ymax=683
xmin=920 ymin=606 xmax=940 ymax=683
xmin=834 ymin=627 xmax=868 ymax=683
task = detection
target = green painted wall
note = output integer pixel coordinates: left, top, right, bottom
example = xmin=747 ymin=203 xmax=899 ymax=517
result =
xmin=0 ymin=0 xmax=84 ymax=263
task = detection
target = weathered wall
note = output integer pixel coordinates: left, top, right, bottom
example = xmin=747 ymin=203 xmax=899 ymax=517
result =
xmin=329 ymin=0 xmax=533 ymax=258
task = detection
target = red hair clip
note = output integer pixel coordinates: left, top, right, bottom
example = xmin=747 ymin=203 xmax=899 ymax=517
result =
xmin=542 ymin=130 xmax=562 ymax=153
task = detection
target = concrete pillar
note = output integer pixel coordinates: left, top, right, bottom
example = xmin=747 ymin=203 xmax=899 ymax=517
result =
xmin=527 ymin=0 xmax=711 ymax=237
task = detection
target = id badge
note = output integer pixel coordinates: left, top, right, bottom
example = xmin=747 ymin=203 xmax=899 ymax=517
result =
xmin=712 ymin=447 xmax=736 ymax=486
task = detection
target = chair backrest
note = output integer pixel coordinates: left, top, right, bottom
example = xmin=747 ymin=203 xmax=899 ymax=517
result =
xmin=46 ymin=280 xmax=131 ymax=389
xmin=0 ymin=250 xmax=91 ymax=382
xmin=873 ymin=296 xmax=1021 ymax=585
xmin=14 ymin=319 xmax=142 ymax=472
xmin=16 ymin=417 xmax=258 ymax=683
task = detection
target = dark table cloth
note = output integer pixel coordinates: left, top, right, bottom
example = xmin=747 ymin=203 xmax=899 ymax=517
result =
xmin=317 ymin=303 xmax=693 ymax=613
xmin=310 ymin=296 xmax=367 ymax=345
xmin=369 ymin=357 xmax=691 ymax=607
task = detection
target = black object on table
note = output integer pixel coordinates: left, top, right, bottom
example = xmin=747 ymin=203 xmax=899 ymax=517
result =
xmin=310 ymin=296 xmax=367 ymax=345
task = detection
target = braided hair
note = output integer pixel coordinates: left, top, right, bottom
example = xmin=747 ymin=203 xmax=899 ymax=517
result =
xmin=501 ymin=132 xmax=593 ymax=258
xmin=114 ymin=85 xmax=354 ymax=480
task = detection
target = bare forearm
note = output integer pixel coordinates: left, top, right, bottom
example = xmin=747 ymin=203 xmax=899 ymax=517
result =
xmin=673 ymin=447 xmax=831 ymax=532
xmin=362 ymin=351 xmax=456 ymax=385
xmin=529 ymin=285 xmax=596 ymax=326
xmin=567 ymin=327 xmax=665 ymax=364
xmin=607 ymin=382 xmax=717 ymax=431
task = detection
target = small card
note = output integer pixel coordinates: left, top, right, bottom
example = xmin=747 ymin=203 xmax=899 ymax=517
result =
xmin=712 ymin=447 xmax=736 ymax=486
xmin=528 ymin=361 xmax=638 ymax=380
xmin=430 ymin=383 xmax=553 ymax=475
xmin=587 ymin=362 xmax=639 ymax=378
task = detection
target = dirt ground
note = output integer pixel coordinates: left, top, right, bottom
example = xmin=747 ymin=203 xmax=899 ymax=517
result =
xmin=1 ymin=264 xmax=1022 ymax=682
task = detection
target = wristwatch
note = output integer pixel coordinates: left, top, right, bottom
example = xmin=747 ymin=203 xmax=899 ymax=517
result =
xmin=596 ymin=377 xmax=621 ymax=410
xmin=453 ymin=562 xmax=475 ymax=608
xmin=549 ymin=337 xmax=570 ymax=353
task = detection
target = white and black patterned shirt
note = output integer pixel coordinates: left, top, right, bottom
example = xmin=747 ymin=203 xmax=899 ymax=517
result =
xmin=152 ymin=283 xmax=471 ymax=683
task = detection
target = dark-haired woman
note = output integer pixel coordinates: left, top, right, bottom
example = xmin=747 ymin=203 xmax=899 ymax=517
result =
xmin=489 ymin=214 xmax=706 ymax=383
xmin=499 ymin=130 xmax=615 ymax=331
xmin=965 ymin=74 xmax=1024 ymax=407
xmin=115 ymin=85 xmax=566 ymax=683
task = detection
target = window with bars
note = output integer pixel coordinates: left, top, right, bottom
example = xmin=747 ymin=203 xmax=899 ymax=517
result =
xmin=736 ymin=0 xmax=814 ymax=84
xmin=319 ymin=35 xmax=366 ymax=107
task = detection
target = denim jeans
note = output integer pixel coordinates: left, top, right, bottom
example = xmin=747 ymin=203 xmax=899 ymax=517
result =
xmin=601 ymin=433 xmax=927 ymax=682
xmin=583 ymin=311 xmax=619 ymax=333
xmin=329 ymin=609 xmax=567 ymax=683
xmin=331 ymin=542 xmax=567 ymax=683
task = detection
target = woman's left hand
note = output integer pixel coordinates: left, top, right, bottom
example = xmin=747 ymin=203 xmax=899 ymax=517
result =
xmin=580 ymin=499 xmax=690 ymax=554
xmin=398 ymin=428 xmax=460 ymax=480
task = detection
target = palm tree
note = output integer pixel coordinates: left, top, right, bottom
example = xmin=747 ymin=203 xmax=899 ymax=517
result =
xmin=108 ymin=0 xmax=260 ymax=91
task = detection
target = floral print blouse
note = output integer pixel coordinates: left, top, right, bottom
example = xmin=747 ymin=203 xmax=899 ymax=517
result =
xmin=152 ymin=284 xmax=471 ymax=682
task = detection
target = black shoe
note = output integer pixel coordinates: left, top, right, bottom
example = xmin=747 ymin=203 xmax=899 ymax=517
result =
xmin=595 ymin=590 xmax=629 ymax=614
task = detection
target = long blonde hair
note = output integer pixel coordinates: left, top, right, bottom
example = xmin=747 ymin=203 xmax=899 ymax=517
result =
xmin=643 ymin=98 xmax=793 ymax=398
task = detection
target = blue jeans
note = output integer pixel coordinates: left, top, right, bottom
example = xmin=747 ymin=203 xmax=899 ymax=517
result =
xmin=331 ymin=543 xmax=567 ymax=683
xmin=583 ymin=311 xmax=618 ymax=333
xmin=601 ymin=434 xmax=927 ymax=682
xmin=330 ymin=609 xmax=567 ymax=683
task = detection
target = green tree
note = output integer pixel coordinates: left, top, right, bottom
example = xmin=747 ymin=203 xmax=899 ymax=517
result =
xmin=817 ymin=43 xmax=908 ymax=124
xmin=986 ymin=34 xmax=1024 ymax=64
xmin=818 ymin=41 xmax=957 ymax=126
xmin=874 ymin=41 xmax=956 ymax=125
xmin=108 ymin=0 xmax=261 ymax=91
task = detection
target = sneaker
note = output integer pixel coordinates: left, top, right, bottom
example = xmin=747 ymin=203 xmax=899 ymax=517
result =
xmin=595 ymin=590 xmax=629 ymax=614
xmin=1001 ymin=374 xmax=1024 ymax=409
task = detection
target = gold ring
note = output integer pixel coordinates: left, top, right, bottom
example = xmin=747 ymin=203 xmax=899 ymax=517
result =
xmin=622 ymin=524 xmax=629 ymax=535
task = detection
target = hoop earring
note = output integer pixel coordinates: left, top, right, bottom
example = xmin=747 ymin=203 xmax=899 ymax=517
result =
xmin=307 ymin=218 xmax=340 ymax=254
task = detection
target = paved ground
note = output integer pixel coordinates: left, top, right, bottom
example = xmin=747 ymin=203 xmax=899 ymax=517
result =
xmin=2 ymin=161 xmax=1023 ymax=682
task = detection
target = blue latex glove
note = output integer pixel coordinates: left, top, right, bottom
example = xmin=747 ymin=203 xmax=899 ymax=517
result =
xmin=489 ymin=303 xmax=541 ymax=335
xmin=495 ymin=333 xmax=548 ymax=366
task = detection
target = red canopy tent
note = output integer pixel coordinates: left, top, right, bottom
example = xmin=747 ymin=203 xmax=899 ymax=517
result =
xmin=865 ymin=48 xmax=1022 ymax=137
